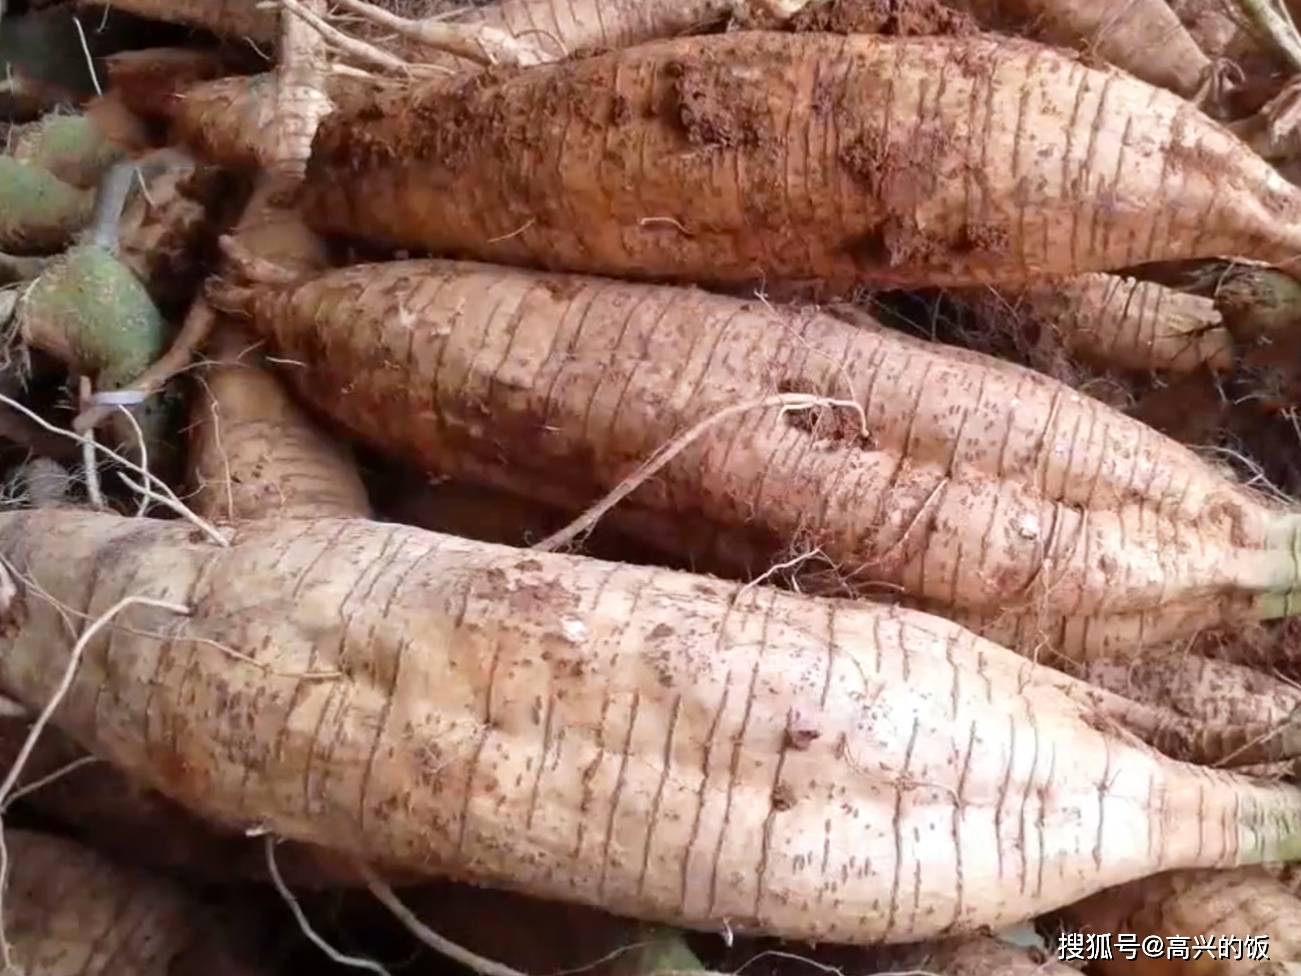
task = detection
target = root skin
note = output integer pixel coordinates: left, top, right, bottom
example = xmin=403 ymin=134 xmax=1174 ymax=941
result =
xmin=2 ymin=509 xmax=1301 ymax=943
xmin=302 ymin=32 xmax=1301 ymax=289
xmin=223 ymin=258 xmax=1301 ymax=663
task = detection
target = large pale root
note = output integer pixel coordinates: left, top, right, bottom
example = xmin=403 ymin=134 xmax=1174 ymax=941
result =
xmin=1049 ymin=867 xmax=1300 ymax=973
xmin=302 ymin=32 xmax=1301 ymax=289
xmin=3 ymin=829 xmax=267 ymax=976
xmin=954 ymin=274 xmax=1234 ymax=373
xmin=956 ymin=0 xmax=1211 ymax=97
xmin=0 ymin=718 xmax=385 ymax=887
xmin=2 ymin=509 xmax=1301 ymax=943
xmin=214 ymin=259 xmax=1301 ymax=663
xmin=190 ymin=326 xmax=372 ymax=521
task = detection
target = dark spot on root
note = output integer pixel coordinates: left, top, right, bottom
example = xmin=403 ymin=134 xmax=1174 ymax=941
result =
xmin=785 ymin=724 xmax=821 ymax=751
xmin=610 ymin=93 xmax=631 ymax=125
xmin=778 ymin=378 xmax=873 ymax=448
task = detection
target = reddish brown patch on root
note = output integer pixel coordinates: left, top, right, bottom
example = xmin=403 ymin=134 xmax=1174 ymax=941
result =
xmin=954 ymin=222 xmax=1011 ymax=256
xmin=839 ymin=125 xmax=1008 ymax=271
xmin=540 ymin=275 xmax=583 ymax=303
xmin=1204 ymin=498 xmax=1252 ymax=548
xmin=778 ymin=379 xmax=874 ymax=448
xmin=788 ymin=0 xmax=976 ymax=36
xmin=785 ymin=721 xmax=821 ymax=751
xmin=840 ymin=126 xmax=960 ymax=210
xmin=667 ymin=58 xmax=768 ymax=148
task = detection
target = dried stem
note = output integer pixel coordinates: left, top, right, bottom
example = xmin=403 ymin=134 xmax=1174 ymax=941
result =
xmin=275 ymin=0 xmax=450 ymax=78
xmin=265 ymin=837 xmax=392 ymax=975
xmin=329 ymin=0 xmax=548 ymax=66
xmin=2 ymin=755 xmax=100 ymax=809
xmin=115 ymin=406 xmax=150 ymax=517
xmin=77 ymin=377 xmax=103 ymax=509
xmin=534 ymin=394 xmax=867 ymax=552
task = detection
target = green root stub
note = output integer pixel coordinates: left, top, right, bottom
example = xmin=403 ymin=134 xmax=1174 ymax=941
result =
xmin=19 ymin=243 xmax=168 ymax=387
xmin=12 ymin=115 xmax=123 ymax=188
xmin=0 ymin=158 xmax=94 ymax=254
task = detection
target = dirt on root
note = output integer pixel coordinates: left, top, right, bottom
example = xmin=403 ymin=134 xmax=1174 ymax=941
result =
xmin=787 ymin=0 xmax=976 ymax=36
xmin=837 ymin=124 xmax=1008 ymax=271
xmin=777 ymin=379 xmax=874 ymax=448
xmin=666 ymin=57 xmax=771 ymax=148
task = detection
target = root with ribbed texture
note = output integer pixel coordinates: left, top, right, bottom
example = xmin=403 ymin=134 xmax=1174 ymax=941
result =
xmin=211 ymin=258 xmax=1301 ymax=664
xmin=302 ymin=32 xmax=1301 ymax=289
xmin=1 ymin=509 xmax=1301 ymax=943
